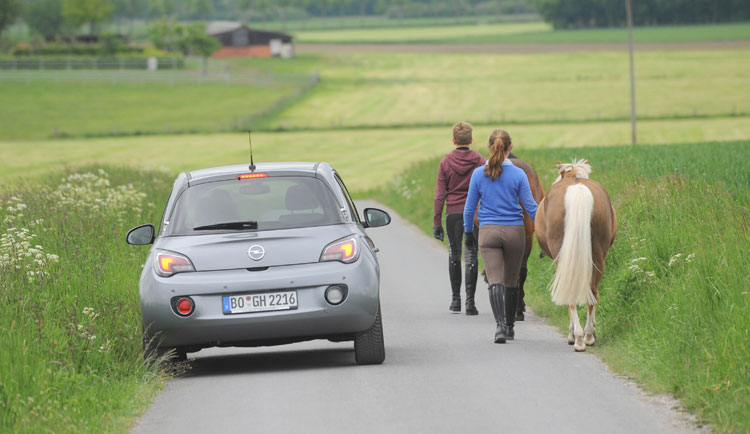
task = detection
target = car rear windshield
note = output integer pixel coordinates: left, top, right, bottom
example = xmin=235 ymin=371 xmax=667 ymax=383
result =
xmin=164 ymin=176 xmax=344 ymax=235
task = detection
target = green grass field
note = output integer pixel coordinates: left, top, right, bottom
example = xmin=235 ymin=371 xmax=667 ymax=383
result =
xmin=0 ymin=81 xmax=302 ymax=140
xmin=3 ymin=49 xmax=747 ymax=140
xmin=2 ymin=116 xmax=749 ymax=193
xmin=265 ymin=50 xmax=750 ymax=130
xmin=294 ymin=21 xmax=551 ymax=43
xmin=294 ymin=22 xmax=750 ymax=43
xmin=373 ymin=140 xmax=750 ymax=433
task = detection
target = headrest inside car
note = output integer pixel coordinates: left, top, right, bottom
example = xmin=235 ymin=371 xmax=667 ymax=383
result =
xmin=285 ymin=185 xmax=318 ymax=211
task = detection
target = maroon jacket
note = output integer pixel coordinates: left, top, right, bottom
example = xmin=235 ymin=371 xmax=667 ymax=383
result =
xmin=433 ymin=147 xmax=486 ymax=227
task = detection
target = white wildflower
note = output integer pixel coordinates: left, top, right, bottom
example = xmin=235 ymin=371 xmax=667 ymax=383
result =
xmin=631 ymin=257 xmax=647 ymax=263
xmin=686 ymin=253 xmax=695 ymax=263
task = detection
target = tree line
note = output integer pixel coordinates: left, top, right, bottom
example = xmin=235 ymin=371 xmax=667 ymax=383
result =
xmin=1 ymin=0 xmax=748 ymax=39
xmin=533 ymin=0 xmax=750 ymax=29
xmin=4 ymin=0 xmax=537 ymax=38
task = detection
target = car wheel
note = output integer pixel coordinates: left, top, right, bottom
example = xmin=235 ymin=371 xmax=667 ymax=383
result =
xmin=354 ymin=305 xmax=385 ymax=365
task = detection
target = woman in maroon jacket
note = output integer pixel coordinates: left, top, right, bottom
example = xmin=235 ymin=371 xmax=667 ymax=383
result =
xmin=433 ymin=121 xmax=486 ymax=314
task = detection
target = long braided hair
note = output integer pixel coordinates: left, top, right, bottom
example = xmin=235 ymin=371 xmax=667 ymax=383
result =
xmin=484 ymin=129 xmax=512 ymax=181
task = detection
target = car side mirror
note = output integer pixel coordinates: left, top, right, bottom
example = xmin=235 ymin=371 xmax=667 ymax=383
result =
xmin=126 ymin=224 xmax=155 ymax=245
xmin=363 ymin=208 xmax=391 ymax=228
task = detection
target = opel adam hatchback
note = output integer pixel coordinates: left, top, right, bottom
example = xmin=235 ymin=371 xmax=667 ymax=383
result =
xmin=126 ymin=162 xmax=391 ymax=365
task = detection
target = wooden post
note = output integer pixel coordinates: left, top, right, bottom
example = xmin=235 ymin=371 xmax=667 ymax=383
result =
xmin=626 ymin=0 xmax=637 ymax=145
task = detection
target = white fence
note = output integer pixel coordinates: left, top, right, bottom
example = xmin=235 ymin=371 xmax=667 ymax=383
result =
xmin=0 ymin=57 xmax=184 ymax=71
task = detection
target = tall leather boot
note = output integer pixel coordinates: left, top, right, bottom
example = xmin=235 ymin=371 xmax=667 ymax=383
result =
xmin=464 ymin=251 xmax=479 ymax=316
xmin=448 ymin=259 xmax=462 ymax=313
xmin=488 ymin=284 xmax=506 ymax=343
xmin=505 ymin=286 xmax=518 ymax=340
xmin=515 ymin=266 xmax=527 ymax=321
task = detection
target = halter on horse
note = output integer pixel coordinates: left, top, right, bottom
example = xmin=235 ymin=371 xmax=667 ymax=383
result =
xmin=534 ymin=159 xmax=617 ymax=351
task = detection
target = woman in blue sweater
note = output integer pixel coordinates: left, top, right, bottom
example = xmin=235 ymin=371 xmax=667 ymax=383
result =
xmin=463 ymin=130 xmax=538 ymax=344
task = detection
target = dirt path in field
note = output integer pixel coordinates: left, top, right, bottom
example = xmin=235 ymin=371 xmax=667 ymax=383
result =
xmin=298 ymin=41 xmax=750 ymax=54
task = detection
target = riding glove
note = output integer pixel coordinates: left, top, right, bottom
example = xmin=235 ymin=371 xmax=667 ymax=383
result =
xmin=433 ymin=226 xmax=444 ymax=241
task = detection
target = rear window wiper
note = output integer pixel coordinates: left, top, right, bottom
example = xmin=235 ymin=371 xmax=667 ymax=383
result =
xmin=193 ymin=221 xmax=258 ymax=231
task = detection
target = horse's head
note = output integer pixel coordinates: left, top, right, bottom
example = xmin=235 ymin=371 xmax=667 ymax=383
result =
xmin=554 ymin=159 xmax=592 ymax=183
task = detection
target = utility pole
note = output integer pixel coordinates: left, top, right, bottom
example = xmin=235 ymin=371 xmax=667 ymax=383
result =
xmin=626 ymin=0 xmax=637 ymax=145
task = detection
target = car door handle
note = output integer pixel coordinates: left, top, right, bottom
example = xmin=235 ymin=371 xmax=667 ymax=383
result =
xmin=374 ymin=248 xmax=380 ymax=253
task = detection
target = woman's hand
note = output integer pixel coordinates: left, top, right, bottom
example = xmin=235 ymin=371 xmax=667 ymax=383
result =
xmin=464 ymin=231 xmax=476 ymax=250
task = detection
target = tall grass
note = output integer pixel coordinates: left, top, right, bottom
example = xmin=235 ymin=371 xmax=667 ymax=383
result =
xmin=0 ymin=166 xmax=174 ymax=432
xmin=374 ymin=140 xmax=750 ymax=433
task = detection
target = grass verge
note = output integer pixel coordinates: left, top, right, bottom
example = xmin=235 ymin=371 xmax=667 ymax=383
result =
xmin=0 ymin=166 xmax=175 ymax=432
xmin=372 ymin=140 xmax=750 ymax=433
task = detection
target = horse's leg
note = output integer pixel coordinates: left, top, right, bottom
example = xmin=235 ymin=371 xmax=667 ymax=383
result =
xmin=516 ymin=211 xmax=534 ymax=321
xmin=568 ymin=305 xmax=585 ymax=351
xmin=584 ymin=303 xmax=597 ymax=346
xmin=585 ymin=254 xmax=605 ymax=346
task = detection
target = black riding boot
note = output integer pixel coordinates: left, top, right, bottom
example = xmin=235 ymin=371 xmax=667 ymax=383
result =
xmin=464 ymin=257 xmax=479 ymax=316
xmin=515 ymin=266 xmax=527 ymax=321
xmin=505 ymin=286 xmax=518 ymax=340
xmin=448 ymin=259 xmax=461 ymax=313
xmin=488 ymin=284 xmax=506 ymax=343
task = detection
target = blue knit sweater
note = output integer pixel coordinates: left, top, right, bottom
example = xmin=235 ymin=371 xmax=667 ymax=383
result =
xmin=463 ymin=160 xmax=538 ymax=232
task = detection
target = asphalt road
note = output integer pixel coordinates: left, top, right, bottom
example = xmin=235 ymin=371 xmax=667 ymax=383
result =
xmin=133 ymin=201 xmax=703 ymax=434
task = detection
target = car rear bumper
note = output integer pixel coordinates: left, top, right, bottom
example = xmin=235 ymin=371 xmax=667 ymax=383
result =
xmin=140 ymin=256 xmax=380 ymax=348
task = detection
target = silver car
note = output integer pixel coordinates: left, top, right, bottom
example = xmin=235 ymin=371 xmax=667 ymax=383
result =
xmin=126 ymin=162 xmax=391 ymax=365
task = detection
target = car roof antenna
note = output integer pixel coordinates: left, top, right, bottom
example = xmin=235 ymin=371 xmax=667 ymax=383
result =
xmin=248 ymin=130 xmax=256 ymax=172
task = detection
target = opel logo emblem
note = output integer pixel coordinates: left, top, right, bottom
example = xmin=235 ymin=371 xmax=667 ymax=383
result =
xmin=247 ymin=245 xmax=265 ymax=261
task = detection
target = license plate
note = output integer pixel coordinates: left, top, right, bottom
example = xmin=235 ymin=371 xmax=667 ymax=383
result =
xmin=222 ymin=291 xmax=298 ymax=315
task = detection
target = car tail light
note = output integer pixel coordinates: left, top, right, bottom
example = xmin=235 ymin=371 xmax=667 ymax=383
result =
xmin=173 ymin=297 xmax=195 ymax=316
xmin=155 ymin=251 xmax=195 ymax=277
xmin=237 ymin=173 xmax=268 ymax=180
xmin=320 ymin=236 xmax=359 ymax=264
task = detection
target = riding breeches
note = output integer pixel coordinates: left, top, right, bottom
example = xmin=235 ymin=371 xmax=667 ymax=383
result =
xmin=478 ymin=224 xmax=525 ymax=287
xmin=446 ymin=214 xmax=478 ymax=265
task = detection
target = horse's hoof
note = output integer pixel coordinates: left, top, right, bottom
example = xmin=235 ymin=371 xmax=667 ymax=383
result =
xmin=584 ymin=335 xmax=596 ymax=346
xmin=567 ymin=333 xmax=575 ymax=345
xmin=574 ymin=345 xmax=586 ymax=352
xmin=515 ymin=312 xmax=524 ymax=321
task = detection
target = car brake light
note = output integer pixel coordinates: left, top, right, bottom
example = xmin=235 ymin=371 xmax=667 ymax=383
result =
xmin=155 ymin=251 xmax=195 ymax=277
xmin=320 ymin=237 xmax=359 ymax=264
xmin=237 ymin=173 xmax=268 ymax=180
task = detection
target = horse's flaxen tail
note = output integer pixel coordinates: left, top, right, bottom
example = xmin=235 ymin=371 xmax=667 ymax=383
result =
xmin=549 ymin=184 xmax=596 ymax=306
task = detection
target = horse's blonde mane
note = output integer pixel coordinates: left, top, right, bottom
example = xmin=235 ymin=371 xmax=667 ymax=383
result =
xmin=554 ymin=158 xmax=592 ymax=183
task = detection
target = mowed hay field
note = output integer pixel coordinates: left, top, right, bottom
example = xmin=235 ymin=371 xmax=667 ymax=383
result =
xmin=2 ymin=116 xmax=750 ymax=193
xmin=265 ymin=50 xmax=750 ymax=130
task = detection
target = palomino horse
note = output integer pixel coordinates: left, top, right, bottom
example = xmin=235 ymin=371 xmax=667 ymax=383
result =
xmin=534 ymin=160 xmax=617 ymax=351
xmin=478 ymin=158 xmax=545 ymax=320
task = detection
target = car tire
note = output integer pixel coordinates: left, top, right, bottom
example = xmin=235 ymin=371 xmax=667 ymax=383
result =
xmin=354 ymin=305 xmax=385 ymax=365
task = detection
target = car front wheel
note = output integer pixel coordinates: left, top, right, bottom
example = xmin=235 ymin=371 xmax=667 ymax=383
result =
xmin=354 ymin=305 xmax=385 ymax=365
